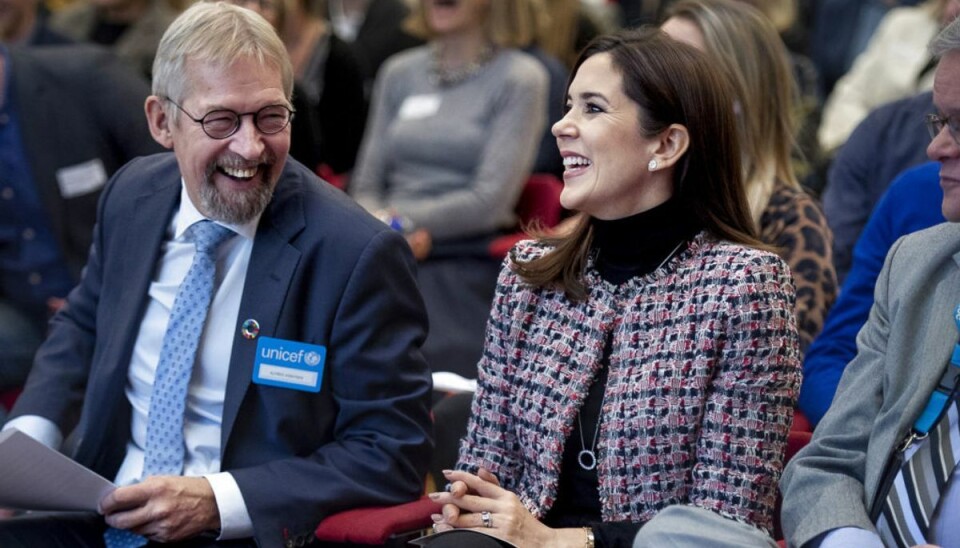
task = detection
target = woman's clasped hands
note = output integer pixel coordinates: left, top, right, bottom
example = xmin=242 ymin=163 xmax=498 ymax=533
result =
xmin=428 ymin=468 xmax=561 ymax=547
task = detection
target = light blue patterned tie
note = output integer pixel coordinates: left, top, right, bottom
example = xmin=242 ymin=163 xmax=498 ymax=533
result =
xmin=103 ymin=220 xmax=234 ymax=548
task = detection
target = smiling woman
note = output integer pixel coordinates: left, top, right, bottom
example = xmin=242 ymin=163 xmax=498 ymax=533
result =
xmin=423 ymin=27 xmax=801 ymax=548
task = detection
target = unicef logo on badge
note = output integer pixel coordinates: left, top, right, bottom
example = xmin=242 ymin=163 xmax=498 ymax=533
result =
xmin=305 ymin=351 xmax=322 ymax=366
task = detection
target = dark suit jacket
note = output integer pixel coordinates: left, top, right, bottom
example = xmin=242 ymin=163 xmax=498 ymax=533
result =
xmin=10 ymin=44 xmax=162 ymax=281
xmin=10 ymin=154 xmax=433 ymax=548
xmin=28 ymin=21 xmax=72 ymax=46
xmin=823 ymin=90 xmax=933 ymax=283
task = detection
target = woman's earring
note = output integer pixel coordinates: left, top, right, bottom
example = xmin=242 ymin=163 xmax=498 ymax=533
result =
xmin=648 ymin=159 xmax=658 ymax=171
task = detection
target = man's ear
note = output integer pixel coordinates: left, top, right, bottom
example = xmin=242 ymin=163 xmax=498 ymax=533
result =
xmin=145 ymin=96 xmax=174 ymax=149
xmin=649 ymin=124 xmax=690 ymax=170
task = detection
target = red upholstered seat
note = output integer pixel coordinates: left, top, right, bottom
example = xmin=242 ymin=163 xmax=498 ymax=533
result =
xmin=314 ymin=496 xmax=440 ymax=546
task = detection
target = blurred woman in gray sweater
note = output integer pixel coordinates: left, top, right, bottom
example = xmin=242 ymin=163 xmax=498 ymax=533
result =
xmin=350 ymin=0 xmax=548 ymax=379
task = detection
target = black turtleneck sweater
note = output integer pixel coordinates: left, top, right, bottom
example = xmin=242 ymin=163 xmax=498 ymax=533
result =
xmin=542 ymin=198 xmax=702 ymax=548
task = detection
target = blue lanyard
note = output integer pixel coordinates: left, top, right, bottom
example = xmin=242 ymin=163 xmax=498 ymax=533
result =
xmin=911 ymin=303 xmax=960 ymax=436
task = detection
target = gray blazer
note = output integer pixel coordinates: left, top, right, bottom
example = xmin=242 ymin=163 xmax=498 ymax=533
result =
xmin=780 ymin=221 xmax=960 ymax=547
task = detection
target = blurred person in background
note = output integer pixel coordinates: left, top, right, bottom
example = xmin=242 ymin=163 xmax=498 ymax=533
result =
xmin=231 ymin=0 xmax=368 ymax=175
xmin=49 ymin=0 xmax=177 ymax=78
xmin=0 ymin=0 xmax=70 ymax=44
xmin=281 ymin=0 xmax=366 ymax=174
xmin=817 ymin=0 xmax=960 ymax=154
xmin=808 ymin=0 xmax=925 ymax=100
xmin=350 ymin=0 xmax=547 ymax=381
xmin=0 ymin=43 xmax=161 ymax=407
xmin=733 ymin=0 xmax=824 ymax=194
xmin=326 ymin=0 xmax=423 ymax=94
xmin=514 ymin=0 xmax=566 ymax=177
xmin=662 ymin=0 xmax=836 ymax=354
xmin=823 ymin=89 xmax=934 ymax=283
xmin=800 ymin=161 xmax=945 ymax=427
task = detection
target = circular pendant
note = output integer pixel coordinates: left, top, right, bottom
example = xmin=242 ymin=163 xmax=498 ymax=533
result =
xmin=578 ymin=449 xmax=597 ymax=471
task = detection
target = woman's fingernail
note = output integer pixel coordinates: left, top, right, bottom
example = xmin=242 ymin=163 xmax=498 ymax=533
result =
xmin=431 ymin=513 xmax=443 ymax=522
xmin=427 ymin=492 xmax=440 ymax=500
xmin=442 ymin=469 xmax=453 ymax=476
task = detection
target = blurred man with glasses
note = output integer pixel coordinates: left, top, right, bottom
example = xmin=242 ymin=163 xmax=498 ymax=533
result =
xmin=0 ymin=3 xmax=432 ymax=547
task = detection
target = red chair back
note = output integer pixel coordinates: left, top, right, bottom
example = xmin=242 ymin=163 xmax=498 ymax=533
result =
xmin=488 ymin=173 xmax=564 ymax=259
xmin=790 ymin=409 xmax=813 ymax=432
xmin=516 ymin=173 xmax=564 ymax=228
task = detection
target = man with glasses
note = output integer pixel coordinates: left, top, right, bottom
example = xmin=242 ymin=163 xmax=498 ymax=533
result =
xmin=0 ymin=3 xmax=432 ymax=547
xmin=781 ymin=15 xmax=960 ymax=548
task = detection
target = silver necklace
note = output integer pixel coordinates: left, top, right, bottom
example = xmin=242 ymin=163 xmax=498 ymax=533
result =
xmin=428 ymin=44 xmax=495 ymax=87
xmin=575 ymin=240 xmax=685 ymax=471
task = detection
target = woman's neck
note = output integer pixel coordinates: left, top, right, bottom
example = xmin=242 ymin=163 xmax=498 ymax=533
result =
xmin=591 ymin=198 xmax=702 ymax=284
xmin=432 ymin=28 xmax=490 ymax=70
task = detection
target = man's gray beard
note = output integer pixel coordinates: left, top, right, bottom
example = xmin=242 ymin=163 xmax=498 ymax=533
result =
xmin=199 ymin=174 xmax=274 ymax=225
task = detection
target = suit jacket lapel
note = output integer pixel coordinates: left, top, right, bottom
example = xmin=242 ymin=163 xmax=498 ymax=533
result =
xmin=899 ymin=247 xmax=960 ymax=437
xmin=103 ymin=177 xmax=178 ymax=395
xmin=221 ymin=173 xmax=305 ymax=452
xmin=74 ymin=167 xmax=180 ymax=469
xmin=118 ymin=176 xmax=180 ymax=341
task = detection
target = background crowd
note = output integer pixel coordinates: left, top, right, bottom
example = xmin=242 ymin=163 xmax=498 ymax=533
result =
xmin=2 ymin=0 xmax=960 ymax=547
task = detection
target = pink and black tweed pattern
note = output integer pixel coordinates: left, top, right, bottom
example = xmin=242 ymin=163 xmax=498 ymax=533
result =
xmin=457 ymin=233 xmax=801 ymax=534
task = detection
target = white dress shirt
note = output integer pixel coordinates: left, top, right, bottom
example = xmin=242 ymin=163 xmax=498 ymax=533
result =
xmin=6 ymin=182 xmax=260 ymax=539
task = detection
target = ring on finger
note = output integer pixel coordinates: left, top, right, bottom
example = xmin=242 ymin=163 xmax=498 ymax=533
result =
xmin=480 ymin=510 xmax=493 ymax=529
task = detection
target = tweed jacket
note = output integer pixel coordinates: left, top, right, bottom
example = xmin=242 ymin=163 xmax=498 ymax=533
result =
xmin=457 ymin=233 xmax=801 ymax=534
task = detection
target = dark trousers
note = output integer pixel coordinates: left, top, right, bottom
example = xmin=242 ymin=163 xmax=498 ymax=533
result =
xmin=0 ymin=512 xmax=257 ymax=548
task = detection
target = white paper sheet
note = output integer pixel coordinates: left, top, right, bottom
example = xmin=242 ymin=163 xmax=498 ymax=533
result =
xmin=0 ymin=428 xmax=116 ymax=511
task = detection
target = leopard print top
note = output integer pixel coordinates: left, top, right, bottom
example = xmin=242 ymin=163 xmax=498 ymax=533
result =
xmin=760 ymin=181 xmax=837 ymax=353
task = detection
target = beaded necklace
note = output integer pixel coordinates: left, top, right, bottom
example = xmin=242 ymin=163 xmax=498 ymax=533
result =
xmin=428 ymin=43 xmax=496 ymax=87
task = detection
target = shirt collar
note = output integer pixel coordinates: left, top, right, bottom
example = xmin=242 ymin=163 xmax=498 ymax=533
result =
xmin=175 ymin=179 xmax=261 ymax=241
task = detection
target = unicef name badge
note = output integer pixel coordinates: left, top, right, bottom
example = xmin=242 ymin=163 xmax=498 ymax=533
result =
xmin=253 ymin=337 xmax=326 ymax=393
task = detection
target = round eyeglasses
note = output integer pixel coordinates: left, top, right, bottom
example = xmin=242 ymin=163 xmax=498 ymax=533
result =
xmin=164 ymin=97 xmax=295 ymax=140
xmin=926 ymin=112 xmax=960 ymax=147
